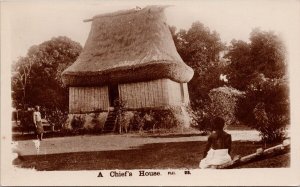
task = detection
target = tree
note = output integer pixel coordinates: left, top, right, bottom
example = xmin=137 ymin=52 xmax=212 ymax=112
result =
xmin=170 ymin=22 xmax=226 ymax=110
xmin=225 ymin=28 xmax=287 ymax=90
xmin=12 ymin=57 xmax=34 ymax=108
xmin=249 ymin=28 xmax=286 ymax=79
xmin=176 ymin=22 xmax=225 ymax=65
xmin=224 ymin=40 xmax=251 ymax=90
xmin=225 ymin=29 xmax=289 ymax=142
xmin=12 ymin=36 xmax=82 ymax=113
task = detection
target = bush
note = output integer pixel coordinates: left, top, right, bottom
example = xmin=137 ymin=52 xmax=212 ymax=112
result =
xmin=17 ymin=109 xmax=35 ymax=133
xmin=152 ymin=109 xmax=178 ymax=129
xmin=188 ymin=86 xmax=245 ymax=133
xmin=118 ymin=111 xmax=134 ymax=133
xmin=70 ymin=115 xmax=85 ymax=130
xmin=83 ymin=112 xmax=107 ymax=132
xmin=63 ymin=112 xmax=108 ymax=134
xmin=123 ymin=106 xmax=194 ymax=133
xmin=186 ymin=106 xmax=212 ymax=133
xmin=208 ymin=86 xmax=245 ymax=126
xmin=252 ymin=102 xmax=286 ymax=142
xmin=44 ymin=108 xmax=68 ymax=130
xmin=237 ymin=75 xmax=289 ymax=143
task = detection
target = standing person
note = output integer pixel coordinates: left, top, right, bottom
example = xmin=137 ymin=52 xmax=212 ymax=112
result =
xmin=199 ymin=117 xmax=232 ymax=169
xmin=33 ymin=105 xmax=44 ymax=141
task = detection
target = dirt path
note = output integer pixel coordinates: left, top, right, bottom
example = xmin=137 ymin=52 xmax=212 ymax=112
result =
xmin=14 ymin=130 xmax=260 ymax=156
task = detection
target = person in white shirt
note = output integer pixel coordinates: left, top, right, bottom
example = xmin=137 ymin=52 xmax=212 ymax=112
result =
xmin=33 ymin=105 xmax=44 ymax=141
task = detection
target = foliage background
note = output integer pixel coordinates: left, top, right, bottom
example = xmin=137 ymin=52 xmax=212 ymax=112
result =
xmin=171 ymin=24 xmax=289 ymax=142
xmin=12 ymin=36 xmax=82 ymax=111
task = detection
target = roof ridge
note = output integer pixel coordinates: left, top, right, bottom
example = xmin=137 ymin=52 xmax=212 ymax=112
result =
xmin=93 ymin=8 xmax=139 ymax=19
xmin=84 ymin=5 xmax=169 ymax=22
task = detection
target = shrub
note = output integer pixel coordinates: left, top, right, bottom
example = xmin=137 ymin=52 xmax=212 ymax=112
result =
xmin=70 ymin=115 xmax=85 ymax=130
xmin=152 ymin=109 xmax=178 ymax=129
xmin=18 ymin=109 xmax=35 ymax=133
xmin=94 ymin=112 xmax=107 ymax=131
xmin=44 ymin=108 xmax=68 ymax=130
xmin=130 ymin=111 xmax=145 ymax=132
xmin=237 ymin=76 xmax=289 ymax=143
xmin=124 ymin=106 xmax=194 ymax=133
xmin=83 ymin=113 xmax=95 ymax=130
xmin=119 ymin=111 xmax=135 ymax=133
xmin=252 ymin=102 xmax=286 ymax=142
xmin=61 ymin=114 xmax=85 ymax=133
xmin=128 ymin=110 xmax=154 ymax=132
xmin=188 ymin=86 xmax=245 ymax=133
xmin=208 ymin=86 xmax=245 ymax=126
xmin=83 ymin=112 xmax=107 ymax=132
xmin=185 ymin=106 xmax=212 ymax=133
xmin=63 ymin=112 xmax=107 ymax=134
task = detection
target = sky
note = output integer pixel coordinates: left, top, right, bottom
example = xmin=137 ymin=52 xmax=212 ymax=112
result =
xmin=2 ymin=0 xmax=300 ymax=61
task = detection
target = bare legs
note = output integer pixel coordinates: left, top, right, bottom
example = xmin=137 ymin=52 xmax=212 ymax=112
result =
xmin=36 ymin=133 xmax=43 ymax=141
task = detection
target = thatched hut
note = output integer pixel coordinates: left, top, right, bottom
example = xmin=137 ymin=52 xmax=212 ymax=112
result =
xmin=62 ymin=6 xmax=194 ymax=116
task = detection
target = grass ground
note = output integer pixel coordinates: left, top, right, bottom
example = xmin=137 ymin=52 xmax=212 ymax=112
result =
xmin=13 ymin=140 xmax=289 ymax=171
xmin=11 ymin=122 xmax=254 ymax=141
xmin=236 ymin=153 xmax=290 ymax=168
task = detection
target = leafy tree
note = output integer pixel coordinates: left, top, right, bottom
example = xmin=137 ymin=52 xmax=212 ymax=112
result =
xmin=12 ymin=36 xmax=82 ymax=120
xmin=170 ymin=22 xmax=226 ymax=110
xmin=249 ymin=28 xmax=286 ymax=79
xmin=224 ymin=40 xmax=251 ymax=90
xmin=12 ymin=57 xmax=34 ymax=108
xmin=225 ymin=29 xmax=289 ymax=142
xmin=225 ymin=28 xmax=287 ymax=90
xmin=175 ymin=22 xmax=225 ymax=65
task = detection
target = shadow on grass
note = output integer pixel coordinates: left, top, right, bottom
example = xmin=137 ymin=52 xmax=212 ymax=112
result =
xmin=13 ymin=141 xmax=288 ymax=171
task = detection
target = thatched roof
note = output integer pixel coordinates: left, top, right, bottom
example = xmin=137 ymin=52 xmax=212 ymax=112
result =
xmin=62 ymin=5 xmax=194 ymax=86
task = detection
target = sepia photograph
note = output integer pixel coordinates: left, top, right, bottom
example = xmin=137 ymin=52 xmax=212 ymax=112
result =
xmin=1 ymin=0 xmax=300 ymax=186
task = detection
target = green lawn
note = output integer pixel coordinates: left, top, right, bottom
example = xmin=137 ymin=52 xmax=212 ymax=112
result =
xmin=13 ymin=141 xmax=289 ymax=170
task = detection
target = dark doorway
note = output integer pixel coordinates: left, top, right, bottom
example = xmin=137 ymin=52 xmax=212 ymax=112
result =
xmin=108 ymin=84 xmax=119 ymax=107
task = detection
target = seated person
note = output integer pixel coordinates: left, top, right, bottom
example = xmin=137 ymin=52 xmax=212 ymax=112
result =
xmin=199 ymin=117 xmax=232 ymax=169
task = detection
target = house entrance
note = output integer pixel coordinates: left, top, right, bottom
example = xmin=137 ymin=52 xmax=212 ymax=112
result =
xmin=108 ymin=84 xmax=119 ymax=107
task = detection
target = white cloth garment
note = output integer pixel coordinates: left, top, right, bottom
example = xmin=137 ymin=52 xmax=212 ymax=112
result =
xmin=199 ymin=148 xmax=232 ymax=169
xmin=33 ymin=111 xmax=42 ymax=123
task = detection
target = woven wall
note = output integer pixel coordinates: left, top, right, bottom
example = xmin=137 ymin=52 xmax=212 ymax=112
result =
xmin=69 ymin=79 xmax=190 ymax=113
xmin=69 ymin=87 xmax=109 ymax=113
xmin=119 ymin=79 xmax=190 ymax=109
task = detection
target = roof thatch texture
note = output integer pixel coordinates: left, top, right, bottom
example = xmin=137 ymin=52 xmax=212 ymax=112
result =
xmin=62 ymin=5 xmax=194 ymax=86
